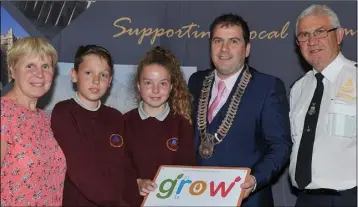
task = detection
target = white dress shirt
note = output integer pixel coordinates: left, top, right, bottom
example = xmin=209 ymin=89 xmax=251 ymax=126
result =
xmin=289 ymin=53 xmax=357 ymax=190
xmin=209 ymin=66 xmax=243 ymax=119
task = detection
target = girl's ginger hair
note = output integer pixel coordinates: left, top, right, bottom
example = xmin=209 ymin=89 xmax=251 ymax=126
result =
xmin=134 ymin=46 xmax=192 ymax=124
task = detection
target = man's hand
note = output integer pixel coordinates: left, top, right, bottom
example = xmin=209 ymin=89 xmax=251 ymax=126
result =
xmin=137 ymin=178 xmax=157 ymax=197
xmin=240 ymin=175 xmax=257 ymax=199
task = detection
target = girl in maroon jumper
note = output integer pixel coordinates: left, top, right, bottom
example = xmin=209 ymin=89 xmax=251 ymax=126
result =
xmin=124 ymin=46 xmax=196 ymax=198
xmin=51 ymin=45 xmax=140 ymax=206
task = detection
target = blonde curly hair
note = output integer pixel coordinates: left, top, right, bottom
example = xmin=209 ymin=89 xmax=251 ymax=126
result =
xmin=134 ymin=46 xmax=192 ymax=124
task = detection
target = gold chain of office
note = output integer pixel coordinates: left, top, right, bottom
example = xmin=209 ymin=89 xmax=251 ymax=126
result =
xmin=197 ymin=65 xmax=252 ymax=159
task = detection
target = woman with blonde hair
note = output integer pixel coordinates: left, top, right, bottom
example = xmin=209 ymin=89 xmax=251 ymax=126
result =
xmin=1 ymin=37 xmax=66 ymax=206
xmin=124 ymin=46 xmax=196 ymax=202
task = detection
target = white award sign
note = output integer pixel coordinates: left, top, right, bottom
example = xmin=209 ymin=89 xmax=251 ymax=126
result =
xmin=142 ymin=165 xmax=250 ymax=206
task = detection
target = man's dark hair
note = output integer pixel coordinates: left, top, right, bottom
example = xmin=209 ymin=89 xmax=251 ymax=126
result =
xmin=209 ymin=13 xmax=250 ymax=45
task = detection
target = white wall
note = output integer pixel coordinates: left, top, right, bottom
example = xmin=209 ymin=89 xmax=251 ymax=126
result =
xmin=41 ymin=62 xmax=197 ymax=113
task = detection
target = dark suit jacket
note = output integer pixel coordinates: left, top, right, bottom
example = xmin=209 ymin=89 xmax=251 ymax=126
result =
xmin=188 ymin=67 xmax=292 ymax=207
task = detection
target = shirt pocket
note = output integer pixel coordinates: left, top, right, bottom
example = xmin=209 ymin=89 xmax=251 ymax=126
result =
xmin=327 ymin=102 xmax=356 ymax=138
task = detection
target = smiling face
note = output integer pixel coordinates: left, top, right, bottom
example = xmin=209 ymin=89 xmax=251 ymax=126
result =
xmin=297 ymin=14 xmax=343 ymax=71
xmin=211 ymin=24 xmax=250 ymax=80
xmin=10 ymin=53 xmax=54 ymax=100
xmin=71 ymin=54 xmax=112 ymax=108
xmin=137 ymin=63 xmax=172 ymax=113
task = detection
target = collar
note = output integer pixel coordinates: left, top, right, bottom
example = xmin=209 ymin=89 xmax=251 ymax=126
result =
xmin=73 ymin=92 xmax=101 ymax=111
xmin=313 ymin=52 xmax=345 ymax=82
xmin=138 ymin=101 xmax=170 ymax=121
xmin=214 ymin=65 xmax=244 ymax=91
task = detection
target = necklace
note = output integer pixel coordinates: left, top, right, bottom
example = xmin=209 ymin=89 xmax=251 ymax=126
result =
xmin=197 ymin=65 xmax=252 ymax=159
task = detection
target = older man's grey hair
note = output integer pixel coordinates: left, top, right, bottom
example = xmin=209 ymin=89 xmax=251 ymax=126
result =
xmin=295 ymin=4 xmax=341 ymax=35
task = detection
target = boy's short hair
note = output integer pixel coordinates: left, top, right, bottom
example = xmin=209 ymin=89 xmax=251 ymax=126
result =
xmin=74 ymin=45 xmax=114 ymax=75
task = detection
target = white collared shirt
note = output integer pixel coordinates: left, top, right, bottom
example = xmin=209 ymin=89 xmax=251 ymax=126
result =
xmin=138 ymin=101 xmax=170 ymax=121
xmin=73 ymin=92 xmax=101 ymax=111
xmin=209 ymin=66 xmax=243 ymax=119
xmin=289 ymin=53 xmax=357 ymax=190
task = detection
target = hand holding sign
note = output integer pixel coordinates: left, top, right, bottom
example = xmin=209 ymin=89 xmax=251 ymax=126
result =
xmin=137 ymin=179 xmax=158 ymax=196
xmin=240 ymin=175 xmax=257 ymax=199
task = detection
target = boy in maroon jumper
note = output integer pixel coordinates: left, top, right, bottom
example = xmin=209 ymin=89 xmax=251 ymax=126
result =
xmin=51 ymin=45 xmax=140 ymax=206
xmin=124 ymin=46 xmax=196 ymax=200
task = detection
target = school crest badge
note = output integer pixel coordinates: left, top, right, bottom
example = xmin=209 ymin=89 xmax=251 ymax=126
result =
xmin=110 ymin=134 xmax=124 ymax=147
xmin=166 ymin=137 xmax=179 ymax=151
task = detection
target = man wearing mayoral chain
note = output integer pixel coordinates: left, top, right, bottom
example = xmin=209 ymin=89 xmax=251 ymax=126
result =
xmin=188 ymin=13 xmax=292 ymax=206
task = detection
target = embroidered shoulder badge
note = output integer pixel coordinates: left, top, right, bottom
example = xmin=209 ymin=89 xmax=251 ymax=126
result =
xmin=340 ymin=78 xmax=355 ymax=93
xmin=336 ymin=78 xmax=356 ymax=100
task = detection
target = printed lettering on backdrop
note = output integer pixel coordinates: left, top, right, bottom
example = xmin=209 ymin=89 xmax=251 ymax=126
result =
xmin=142 ymin=166 xmax=250 ymax=206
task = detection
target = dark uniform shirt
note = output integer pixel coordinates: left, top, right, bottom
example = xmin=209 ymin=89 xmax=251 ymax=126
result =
xmin=51 ymin=98 xmax=140 ymax=206
xmin=124 ymin=104 xmax=196 ymax=182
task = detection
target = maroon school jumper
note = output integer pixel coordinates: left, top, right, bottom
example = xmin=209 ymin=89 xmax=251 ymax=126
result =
xmin=124 ymin=108 xmax=196 ymax=181
xmin=51 ymin=99 xmax=140 ymax=206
